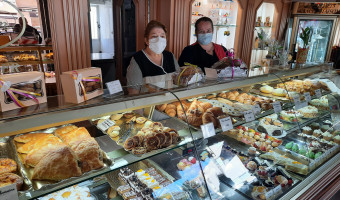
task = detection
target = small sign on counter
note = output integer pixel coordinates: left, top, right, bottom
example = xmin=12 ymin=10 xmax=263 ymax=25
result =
xmin=252 ymin=104 xmax=261 ymax=114
xmin=219 ymin=117 xmax=233 ymax=132
xmin=272 ymin=101 xmax=282 ymax=113
xmin=304 ymin=92 xmax=311 ymax=102
xmin=244 ymin=110 xmax=255 ymax=122
xmin=97 ymin=119 xmax=115 ymax=131
xmin=315 ymin=89 xmax=322 ymax=98
xmin=106 ymin=80 xmax=123 ymax=95
xmin=201 ymin=122 xmax=216 ymax=139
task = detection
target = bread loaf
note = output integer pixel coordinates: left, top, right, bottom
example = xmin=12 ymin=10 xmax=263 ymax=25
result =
xmin=14 ymin=133 xmax=50 ymax=143
xmin=32 ymin=146 xmax=82 ymax=181
xmin=57 ymin=127 xmax=104 ymax=173
xmin=54 ymin=125 xmax=78 ymax=139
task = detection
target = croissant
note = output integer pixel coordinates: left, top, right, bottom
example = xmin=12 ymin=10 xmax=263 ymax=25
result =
xmin=177 ymin=105 xmax=186 ymax=120
xmin=235 ymin=95 xmax=244 ymax=103
xmin=156 ymin=104 xmax=167 ymax=112
xmin=201 ymin=102 xmax=213 ymax=112
xmin=166 ymin=104 xmax=176 ymax=110
xmin=232 ymin=91 xmax=239 ymax=96
xmin=202 ymin=112 xmax=218 ymax=128
xmin=165 ymin=108 xmax=176 ymax=117
xmin=228 ymin=94 xmax=237 ymax=100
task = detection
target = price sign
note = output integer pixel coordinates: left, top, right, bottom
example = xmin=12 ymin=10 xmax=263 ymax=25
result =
xmin=201 ymin=122 xmax=216 ymax=139
xmin=252 ymin=104 xmax=261 ymax=114
xmin=265 ymin=190 xmax=274 ymax=200
xmin=293 ymin=95 xmax=301 ymax=104
xmin=97 ymin=119 xmax=116 ymax=131
xmin=272 ymin=102 xmax=282 ymax=113
xmin=315 ymin=89 xmax=322 ymax=98
xmin=219 ymin=117 xmax=233 ymax=132
xmin=0 ymin=184 xmax=19 ymax=200
xmin=244 ymin=110 xmax=255 ymax=122
xmin=295 ymin=101 xmax=308 ymax=110
xmin=106 ymin=80 xmax=123 ymax=95
xmin=273 ymin=185 xmax=283 ymax=196
xmin=304 ymin=92 xmax=312 ymax=102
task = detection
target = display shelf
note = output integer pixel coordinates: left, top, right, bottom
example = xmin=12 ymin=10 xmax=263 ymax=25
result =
xmin=0 ymin=66 xmax=322 ymax=137
xmin=0 ymin=59 xmax=54 ymax=66
xmin=191 ymin=24 xmax=237 ymax=27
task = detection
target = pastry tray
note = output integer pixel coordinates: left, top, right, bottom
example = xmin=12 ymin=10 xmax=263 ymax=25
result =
xmin=91 ymin=113 xmax=187 ymax=156
xmin=249 ymin=84 xmax=292 ymax=102
xmin=11 ymin=124 xmax=114 ymax=191
xmin=0 ymin=137 xmax=31 ymax=195
xmin=105 ymin=159 xmax=175 ymax=198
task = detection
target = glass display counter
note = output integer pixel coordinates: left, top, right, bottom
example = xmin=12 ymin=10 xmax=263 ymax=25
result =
xmin=0 ymin=65 xmax=339 ymax=200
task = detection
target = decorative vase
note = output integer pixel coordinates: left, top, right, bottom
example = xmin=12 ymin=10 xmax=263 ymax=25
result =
xmin=297 ymin=47 xmax=309 ymax=64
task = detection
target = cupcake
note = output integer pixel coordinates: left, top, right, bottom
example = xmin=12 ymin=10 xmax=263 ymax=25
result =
xmin=302 ymin=126 xmax=312 ymax=135
xmin=322 ymin=132 xmax=333 ymax=141
xmin=315 ymin=152 xmax=323 ymax=159
xmin=323 ymin=120 xmax=333 ymax=126
xmin=321 ymin=125 xmax=330 ymax=132
xmin=292 ymin=144 xmax=299 ymax=153
xmin=310 ymin=122 xmax=320 ymax=130
xmin=334 ymin=135 xmax=340 ymax=145
xmin=313 ymin=129 xmax=322 ymax=137
xmin=285 ymin=141 xmax=294 ymax=150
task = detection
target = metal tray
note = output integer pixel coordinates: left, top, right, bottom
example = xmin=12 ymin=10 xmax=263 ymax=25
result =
xmin=11 ymin=125 xmax=113 ymax=191
xmin=91 ymin=113 xmax=186 ymax=156
xmin=0 ymin=137 xmax=32 ymax=195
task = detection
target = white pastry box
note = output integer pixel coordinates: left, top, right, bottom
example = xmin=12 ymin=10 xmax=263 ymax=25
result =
xmin=0 ymin=72 xmax=47 ymax=112
xmin=60 ymin=67 xmax=103 ymax=104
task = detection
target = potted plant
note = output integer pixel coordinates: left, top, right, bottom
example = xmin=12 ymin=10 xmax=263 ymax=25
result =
xmin=297 ymin=26 xmax=312 ymax=64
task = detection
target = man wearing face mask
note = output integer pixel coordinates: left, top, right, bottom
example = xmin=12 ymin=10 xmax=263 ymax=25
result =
xmin=178 ymin=17 xmax=227 ymax=73
xmin=126 ymin=20 xmax=180 ymax=94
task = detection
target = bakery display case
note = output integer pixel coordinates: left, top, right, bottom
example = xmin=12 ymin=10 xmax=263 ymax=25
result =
xmin=0 ymin=65 xmax=339 ymax=200
xmin=0 ymin=45 xmax=53 ymax=74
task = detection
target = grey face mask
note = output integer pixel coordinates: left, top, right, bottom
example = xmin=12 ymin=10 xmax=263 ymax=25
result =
xmin=197 ymin=33 xmax=213 ymax=45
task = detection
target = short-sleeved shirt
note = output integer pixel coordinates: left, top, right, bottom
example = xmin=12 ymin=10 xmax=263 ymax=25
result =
xmin=178 ymin=43 xmax=227 ymax=72
xmin=126 ymin=50 xmax=180 ymax=89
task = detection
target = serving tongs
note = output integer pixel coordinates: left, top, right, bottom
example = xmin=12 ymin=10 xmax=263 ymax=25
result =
xmin=118 ymin=121 xmax=134 ymax=144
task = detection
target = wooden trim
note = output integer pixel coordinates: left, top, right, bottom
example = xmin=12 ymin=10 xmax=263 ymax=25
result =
xmin=113 ymin=0 xmax=124 ymax=83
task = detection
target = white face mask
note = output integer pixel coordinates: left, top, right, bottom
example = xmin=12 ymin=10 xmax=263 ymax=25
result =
xmin=149 ymin=37 xmax=167 ymax=54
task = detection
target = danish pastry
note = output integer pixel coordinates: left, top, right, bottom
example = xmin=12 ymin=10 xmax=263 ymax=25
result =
xmin=0 ymin=158 xmax=17 ymax=174
xmin=0 ymin=173 xmax=23 ymax=190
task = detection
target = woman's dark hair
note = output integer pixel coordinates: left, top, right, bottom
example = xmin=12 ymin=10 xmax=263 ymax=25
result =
xmin=194 ymin=17 xmax=214 ymax=33
xmin=144 ymin=20 xmax=167 ymax=38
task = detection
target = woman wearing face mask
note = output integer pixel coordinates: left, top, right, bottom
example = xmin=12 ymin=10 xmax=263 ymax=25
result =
xmin=178 ymin=17 xmax=227 ymax=72
xmin=126 ymin=20 xmax=180 ymax=94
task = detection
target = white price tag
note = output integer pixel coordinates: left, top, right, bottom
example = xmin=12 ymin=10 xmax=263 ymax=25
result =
xmin=295 ymin=101 xmax=308 ymax=110
xmin=252 ymin=104 xmax=261 ymax=114
xmin=315 ymin=89 xmax=322 ymax=98
xmin=293 ymin=95 xmax=300 ymax=104
xmin=304 ymin=92 xmax=311 ymax=102
xmin=272 ymin=102 xmax=282 ymax=113
xmin=273 ymin=185 xmax=283 ymax=196
xmin=244 ymin=110 xmax=255 ymax=122
xmin=265 ymin=190 xmax=274 ymax=200
xmin=97 ymin=119 xmax=115 ymax=131
xmin=201 ymin=122 xmax=216 ymax=139
xmin=0 ymin=184 xmax=19 ymax=200
xmin=219 ymin=117 xmax=233 ymax=132
xmin=106 ymin=80 xmax=123 ymax=95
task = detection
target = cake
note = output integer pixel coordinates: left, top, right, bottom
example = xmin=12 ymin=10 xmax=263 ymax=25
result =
xmin=323 ymin=120 xmax=333 ymax=126
xmin=322 ymin=132 xmax=333 ymax=141
xmin=310 ymin=122 xmax=320 ymax=130
xmin=309 ymin=97 xmax=329 ymax=110
xmin=334 ymin=135 xmax=340 ymax=145
xmin=246 ymin=161 xmax=257 ymax=171
xmin=272 ymin=88 xmax=287 ymax=97
xmin=280 ymin=110 xmax=302 ymax=122
xmin=292 ymin=144 xmax=299 ymax=153
xmin=302 ymin=126 xmax=312 ymax=135
xmin=313 ymin=129 xmax=323 ymax=137
xmin=285 ymin=141 xmax=294 ymax=150
xmin=297 ymin=106 xmax=318 ymax=118
xmin=315 ymin=152 xmax=323 ymax=159
xmin=260 ymin=85 xmax=274 ymax=94
xmin=321 ymin=125 xmax=331 ymax=132
xmin=257 ymin=117 xmax=283 ymax=136
xmin=298 ymin=146 xmax=307 ymax=155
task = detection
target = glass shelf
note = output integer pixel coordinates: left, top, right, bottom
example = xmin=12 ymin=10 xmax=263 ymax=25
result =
xmin=191 ymin=24 xmax=237 ymax=27
xmin=255 ymin=26 xmax=272 ymax=28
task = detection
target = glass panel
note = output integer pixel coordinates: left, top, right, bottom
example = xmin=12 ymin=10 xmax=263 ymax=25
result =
xmin=295 ymin=19 xmax=334 ymax=63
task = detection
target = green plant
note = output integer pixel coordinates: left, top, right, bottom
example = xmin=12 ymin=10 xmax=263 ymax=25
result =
xmin=299 ymin=27 xmax=312 ymax=49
